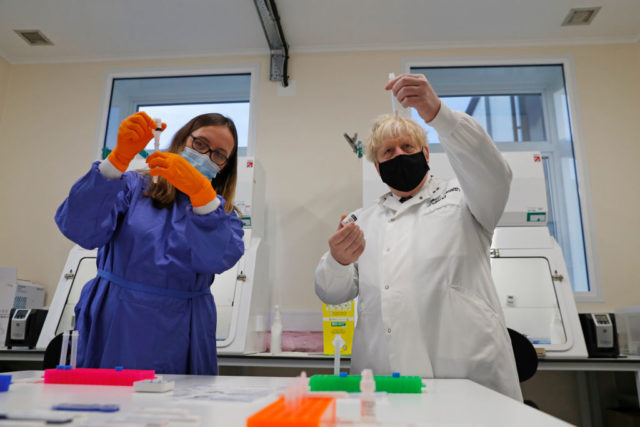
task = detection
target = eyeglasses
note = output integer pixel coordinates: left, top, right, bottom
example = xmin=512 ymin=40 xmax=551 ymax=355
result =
xmin=190 ymin=135 xmax=229 ymax=166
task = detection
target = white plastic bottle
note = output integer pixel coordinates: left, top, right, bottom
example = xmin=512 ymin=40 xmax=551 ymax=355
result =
xmin=360 ymin=368 xmax=376 ymax=423
xmin=270 ymin=305 xmax=283 ymax=354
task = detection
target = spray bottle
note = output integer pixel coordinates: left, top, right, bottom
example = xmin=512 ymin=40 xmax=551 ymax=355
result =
xmin=270 ymin=305 xmax=283 ymax=354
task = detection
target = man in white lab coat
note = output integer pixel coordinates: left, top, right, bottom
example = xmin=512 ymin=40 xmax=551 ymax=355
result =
xmin=314 ymin=74 xmax=522 ymax=401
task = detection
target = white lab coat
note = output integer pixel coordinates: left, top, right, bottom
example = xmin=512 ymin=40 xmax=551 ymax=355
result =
xmin=315 ymin=103 xmax=522 ymax=401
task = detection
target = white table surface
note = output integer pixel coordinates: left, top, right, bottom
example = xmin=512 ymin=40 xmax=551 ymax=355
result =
xmin=0 ymin=371 xmax=572 ymax=426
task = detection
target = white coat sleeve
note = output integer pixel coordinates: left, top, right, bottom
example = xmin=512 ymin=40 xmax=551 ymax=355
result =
xmin=314 ymin=251 xmax=359 ymax=305
xmin=428 ymin=102 xmax=512 ymax=232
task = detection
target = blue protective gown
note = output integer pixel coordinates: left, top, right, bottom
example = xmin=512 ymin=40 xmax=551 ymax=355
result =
xmin=55 ymin=162 xmax=244 ymax=374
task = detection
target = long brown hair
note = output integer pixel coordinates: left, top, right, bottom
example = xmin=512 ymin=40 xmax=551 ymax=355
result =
xmin=144 ymin=113 xmax=239 ymax=214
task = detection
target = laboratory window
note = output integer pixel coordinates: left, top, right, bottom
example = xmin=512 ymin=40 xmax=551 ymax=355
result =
xmin=102 ymin=73 xmax=253 ymax=159
xmin=410 ymin=64 xmax=594 ymax=296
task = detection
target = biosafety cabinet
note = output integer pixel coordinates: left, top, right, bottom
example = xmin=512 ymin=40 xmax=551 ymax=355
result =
xmin=363 ymin=151 xmax=588 ymax=358
xmin=38 ymin=157 xmax=269 ymax=354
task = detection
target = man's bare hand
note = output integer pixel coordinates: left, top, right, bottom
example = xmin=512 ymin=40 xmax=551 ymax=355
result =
xmin=386 ymin=73 xmax=441 ymax=123
xmin=329 ymin=216 xmax=365 ymax=265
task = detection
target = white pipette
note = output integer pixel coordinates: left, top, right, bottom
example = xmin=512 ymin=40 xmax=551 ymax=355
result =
xmin=70 ymin=330 xmax=78 ymax=368
xmin=389 ymin=72 xmax=398 ymax=116
xmin=59 ymin=330 xmax=69 ymax=366
xmin=332 ymin=334 xmax=345 ymax=376
xmin=152 ymin=118 xmax=162 ymax=183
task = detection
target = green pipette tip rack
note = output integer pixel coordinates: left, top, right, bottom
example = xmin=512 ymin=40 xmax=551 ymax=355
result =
xmin=309 ymin=373 xmax=424 ymax=393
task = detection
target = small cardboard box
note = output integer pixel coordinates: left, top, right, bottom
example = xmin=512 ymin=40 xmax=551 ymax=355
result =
xmin=322 ymin=301 xmax=355 ymax=356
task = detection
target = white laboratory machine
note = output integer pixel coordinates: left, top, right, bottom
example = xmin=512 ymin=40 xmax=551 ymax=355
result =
xmin=363 ymin=151 xmax=588 ymax=358
xmin=37 ymin=157 xmax=269 ymax=354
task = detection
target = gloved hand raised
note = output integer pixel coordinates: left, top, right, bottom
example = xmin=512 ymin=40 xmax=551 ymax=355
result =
xmin=108 ymin=112 xmax=166 ymax=172
xmin=146 ymin=152 xmax=217 ymax=207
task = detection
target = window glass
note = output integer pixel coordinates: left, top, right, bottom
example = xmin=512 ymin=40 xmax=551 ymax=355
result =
xmin=411 ymin=64 xmax=591 ymax=293
xmin=103 ymin=74 xmax=251 ymax=158
xmin=413 ymin=94 xmax=545 ymax=143
xmin=137 ymin=102 xmax=250 ymax=156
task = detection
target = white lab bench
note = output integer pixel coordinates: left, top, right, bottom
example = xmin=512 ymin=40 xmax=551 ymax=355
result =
xmin=1 ymin=370 xmax=569 ymax=426
xmin=4 ymin=351 xmax=640 ymax=426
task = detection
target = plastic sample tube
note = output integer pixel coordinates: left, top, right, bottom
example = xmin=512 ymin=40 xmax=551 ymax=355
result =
xmin=284 ymin=377 xmax=295 ymax=411
xmin=389 ymin=72 xmax=398 ymax=116
xmin=59 ymin=331 xmax=69 ymax=366
xmin=70 ymin=330 xmax=78 ymax=368
xmin=152 ymin=118 xmax=162 ymax=183
xmin=360 ymin=369 xmax=376 ymax=423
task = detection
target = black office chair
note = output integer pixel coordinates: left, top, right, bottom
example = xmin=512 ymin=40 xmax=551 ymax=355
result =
xmin=43 ymin=332 xmax=73 ymax=369
xmin=507 ymin=328 xmax=539 ymax=409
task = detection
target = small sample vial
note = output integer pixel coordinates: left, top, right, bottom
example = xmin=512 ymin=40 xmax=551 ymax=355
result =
xmin=360 ymin=368 xmax=376 ymax=423
xmin=153 ymin=118 xmax=163 ymax=133
xmin=341 ymin=213 xmax=357 ymax=226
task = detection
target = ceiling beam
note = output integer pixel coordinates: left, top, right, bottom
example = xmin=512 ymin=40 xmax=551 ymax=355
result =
xmin=254 ymin=0 xmax=290 ymax=87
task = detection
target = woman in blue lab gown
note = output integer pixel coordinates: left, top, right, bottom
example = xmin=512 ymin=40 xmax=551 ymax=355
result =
xmin=55 ymin=112 xmax=244 ymax=374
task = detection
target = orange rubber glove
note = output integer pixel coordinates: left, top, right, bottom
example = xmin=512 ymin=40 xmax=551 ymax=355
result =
xmin=146 ymin=152 xmax=217 ymax=207
xmin=108 ymin=112 xmax=165 ymax=172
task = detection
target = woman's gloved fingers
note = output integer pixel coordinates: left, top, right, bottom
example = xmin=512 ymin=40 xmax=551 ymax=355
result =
xmin=119 ymin=112 xmax=154 ymax=142
xmin=108 ymin=112 xmax=159 ymax=172
xmin=146 ymin=152 xmax=169 ymax=168
xmin=146 ymin=152 xmax=216 ymax=207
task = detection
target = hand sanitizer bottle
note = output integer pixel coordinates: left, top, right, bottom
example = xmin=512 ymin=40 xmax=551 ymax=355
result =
xmin=270 ymin=305 xmax=282 ymax=354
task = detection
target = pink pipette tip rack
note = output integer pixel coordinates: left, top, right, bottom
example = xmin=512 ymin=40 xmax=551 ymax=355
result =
xmin=43 ymin=367 xmax=156 ymax=386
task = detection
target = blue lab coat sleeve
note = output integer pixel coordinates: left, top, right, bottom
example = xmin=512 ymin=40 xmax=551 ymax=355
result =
xmin=186 ymin=201 xmax=245 ymax=274
xmin=55 ymin=162 xmax=134 ymax=249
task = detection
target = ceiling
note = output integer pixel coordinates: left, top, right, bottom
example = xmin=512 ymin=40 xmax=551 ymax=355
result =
xmin=1 ymin=0 xmax=639 ymax=64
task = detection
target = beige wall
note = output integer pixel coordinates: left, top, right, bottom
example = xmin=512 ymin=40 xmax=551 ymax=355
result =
xmin=0 ymin=43 xmax=638 ymax=316
xmin=0 ymin=55 xmax=9 ymax=123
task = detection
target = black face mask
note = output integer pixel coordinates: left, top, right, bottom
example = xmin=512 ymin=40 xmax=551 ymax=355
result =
xmin=378 ymin=151 xmax=430 ymax=192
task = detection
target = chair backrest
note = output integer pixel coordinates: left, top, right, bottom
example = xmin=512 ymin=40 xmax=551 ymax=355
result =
xmin=43 ymin=332 xmax=70 ymax=369
xmin=508 ymin=328 xmax=538 ymax=383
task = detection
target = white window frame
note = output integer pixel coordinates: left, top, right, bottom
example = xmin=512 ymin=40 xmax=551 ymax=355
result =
xmin=403 ymin=55 xmax=602 ymax=302
xmin=94 ymin=63 xmax=260 ymax=161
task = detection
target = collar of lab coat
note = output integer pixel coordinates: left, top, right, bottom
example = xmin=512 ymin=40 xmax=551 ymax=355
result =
xmin=378 ymin=173 xmax=448 ymax=215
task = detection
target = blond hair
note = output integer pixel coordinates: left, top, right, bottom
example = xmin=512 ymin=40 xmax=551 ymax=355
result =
xmin=365 ymin=115 xmax=428 ymax=162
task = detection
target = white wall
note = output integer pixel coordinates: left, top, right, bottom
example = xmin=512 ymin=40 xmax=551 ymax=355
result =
xmin=0 ymin=55 xmax=9 ymax=123
xmin=0 ymin=43 xmax=638 ymax=317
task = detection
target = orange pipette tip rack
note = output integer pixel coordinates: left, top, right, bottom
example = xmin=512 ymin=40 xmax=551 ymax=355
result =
xmin=246 ymin=396 xmax=336 ymax=427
